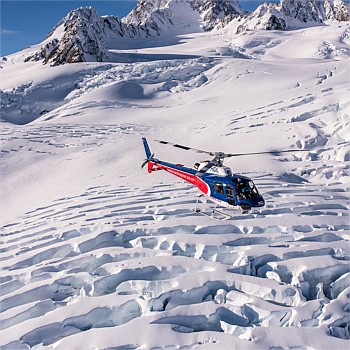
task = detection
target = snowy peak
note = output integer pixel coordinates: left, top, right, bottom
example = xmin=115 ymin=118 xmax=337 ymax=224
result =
xmin=24 ymin=0 xmax=246 ymax=65
xmin=188 ymin=0 xmax=247 ymax=30
xmin=278 ymin=0 xmax=349 ymax=23
xmin=123 ymin=0 xmax=173 ymax=35
xmin=325 ymin=0 xmax=350 ymax=21
xmin=24 ymin=7 xmax=153 ymax=66
xmin=25 ymin=7 xmax=110 ymax=65
xmin=123 ymin=0 xmax=246 ymax=32
xmin=21 ymin=0 xmax=349 ymax=65
xmin=237 ymin=0 xmax=350 ymax=32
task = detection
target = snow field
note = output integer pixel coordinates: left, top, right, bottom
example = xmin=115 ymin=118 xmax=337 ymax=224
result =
xmin=0 ymin=176 xmax=349 ymax=348
xmin=0 ymin=20 xmax=349 ymax=350
xmin=1 ymin=121 xmax=349 ymax=348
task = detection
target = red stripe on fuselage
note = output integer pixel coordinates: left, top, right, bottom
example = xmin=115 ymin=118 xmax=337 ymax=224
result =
xmin=151 ymin=162 xmax=209 ymax=195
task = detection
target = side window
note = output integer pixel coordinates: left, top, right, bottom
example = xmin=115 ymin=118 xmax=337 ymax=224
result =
xmin=235 ymin=183 xmax=244 ymax=199
xmin=226 ymin=185 xmax=234 ymax=198
xmin=214 ymin=182 xmax=224 ymax=195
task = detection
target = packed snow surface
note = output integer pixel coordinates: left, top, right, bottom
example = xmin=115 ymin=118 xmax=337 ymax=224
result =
xmin=1 ymin=10 xmax=350 ymax=350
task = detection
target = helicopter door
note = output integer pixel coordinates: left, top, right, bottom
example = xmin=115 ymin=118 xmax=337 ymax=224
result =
xmin=226 ymin=185 xmax=236 ymax=206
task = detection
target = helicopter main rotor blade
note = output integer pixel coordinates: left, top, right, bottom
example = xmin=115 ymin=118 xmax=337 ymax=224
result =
xmin=156 ymin=140 xmax=214 ymax=156
xmin=156 ymin=139 xmax=309 ymax=159
xmin=225 ymin=149 xmax=309 ymax=158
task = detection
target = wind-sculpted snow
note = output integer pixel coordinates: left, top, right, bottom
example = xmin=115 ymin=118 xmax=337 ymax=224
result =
xmin=0 ymin=57 xmax=213 ymax=125
xmin=1 ymin=120 xmax=349 ymax=348
xmin=317 ymin=39 xmax=350 ymax=59
xmin=69 ymin=57 xmax=213 ymax=99
xmin=1 ymin=20 xmax=350 ymax=350
xmin=1 ymin=177 xmax=349 ymax=348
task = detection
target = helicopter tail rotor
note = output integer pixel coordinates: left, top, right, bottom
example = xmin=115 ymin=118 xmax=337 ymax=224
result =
xmin=141 ymin=153 xmax=155 ymax=169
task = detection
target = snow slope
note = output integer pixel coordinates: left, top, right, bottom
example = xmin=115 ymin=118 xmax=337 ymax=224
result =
xmin=1 ymin=6 xmax=350 ymax=350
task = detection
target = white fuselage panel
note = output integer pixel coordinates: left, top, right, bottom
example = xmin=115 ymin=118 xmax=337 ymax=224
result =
xmin=206 ymin=166 xmax=232 ymax=177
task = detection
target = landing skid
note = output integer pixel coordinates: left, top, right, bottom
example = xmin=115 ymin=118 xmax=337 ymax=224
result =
xmin=192 ymin=195 xmax=234 ymax=220
xmin=193 ymin=207 xmax=232 ymax=220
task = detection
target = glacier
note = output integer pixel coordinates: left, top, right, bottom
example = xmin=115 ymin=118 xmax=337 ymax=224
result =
xmin=0 ymin=0 xmax=349 ymax=349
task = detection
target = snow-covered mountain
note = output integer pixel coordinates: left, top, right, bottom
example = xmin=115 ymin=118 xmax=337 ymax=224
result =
xmin=124 ymin=0 xmax=246 ymax=32
xmin=24 ymin=0 xmax=246 ymax=66
xmin=19 ymin=0 xmax=350 ymax=65
xmin=23 ymin=7 xmax=147 ymax=66
xmin=237 ymin=0 xmax=350 ymax=32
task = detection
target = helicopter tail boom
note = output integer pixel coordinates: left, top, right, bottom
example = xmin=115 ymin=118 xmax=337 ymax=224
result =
xmin=142 ymin=138 xmax=210 ymax=193
xmin=147 ymin=161 xmax=163 ymax=173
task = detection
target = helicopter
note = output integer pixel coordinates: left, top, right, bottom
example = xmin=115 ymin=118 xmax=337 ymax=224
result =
xmin=142 ymin=138 xmax=307 ymax=219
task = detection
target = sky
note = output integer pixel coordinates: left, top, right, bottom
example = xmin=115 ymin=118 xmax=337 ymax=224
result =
xmin=0 ymin=1 xmax=137 ymax=56
xmin=0 ymin=1 xmax=286 ymax=56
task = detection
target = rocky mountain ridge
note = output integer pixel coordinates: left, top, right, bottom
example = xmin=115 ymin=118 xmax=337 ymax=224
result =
xmin=237 ymin=0 xmax=350 ymax=32
xmin=24 ymin=7 xmax=146 ymax=65
xmin=23 ymin=0 xmax=350 ymax=66
xmin=124 ymin=0 xmax=246 ymax=31
xmin=25 ymin=0 xmax=246 ymax=66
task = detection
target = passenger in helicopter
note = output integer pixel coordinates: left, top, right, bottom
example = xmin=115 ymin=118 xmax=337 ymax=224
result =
xmin=235 ymin=180 xmax=258 ymax=200
xmin=235 ymin=182 xmax=246 ymax=200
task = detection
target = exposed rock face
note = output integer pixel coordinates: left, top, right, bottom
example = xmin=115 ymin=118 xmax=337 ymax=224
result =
xmin=237 ymin=0 xmax=350 ymax=32
xmin=25 ymin=7 xmax=109 ymax=65
xmin=279 ymin=0 xmax=329 ymax=23
xmin=187 ymin=0 xmax=247 ymax=30
xmin=266 ymin=14 xmax=287 ymax=30
xmin=326 ymin=0 xmax=350 ymax=21
xmin=24 ymin=7 xmax=152 ymax=66
xmin=123 ymin=0 xmax=173 ymax=35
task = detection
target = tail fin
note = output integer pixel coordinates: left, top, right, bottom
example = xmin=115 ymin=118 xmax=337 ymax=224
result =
xmin=142 ymin=138 xmax=156 ymax=172
xmin=142 ymin=137 xmax=152 ymax=159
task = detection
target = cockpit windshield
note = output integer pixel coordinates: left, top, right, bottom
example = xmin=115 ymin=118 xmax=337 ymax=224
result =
xmin=235 ymin=180 xmax=259 ymax=200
